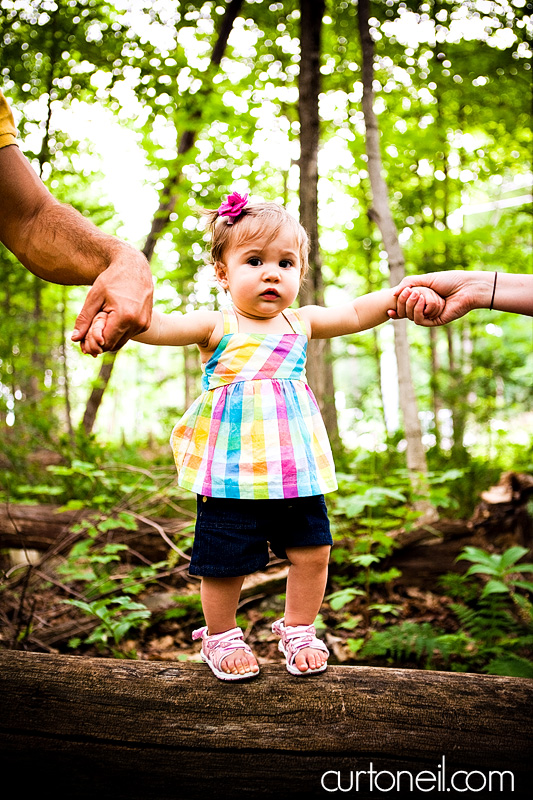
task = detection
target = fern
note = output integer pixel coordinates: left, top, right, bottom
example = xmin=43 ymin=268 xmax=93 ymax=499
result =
xmin=450 ymin=597 xmax=519 ymax=646
xmin=360 ymin=622 xmax=469 ymax=669
xmin=484 ymin=654 xmax=533 ymax=679
xmin=438 ymin=572 xmax=478 ymax=603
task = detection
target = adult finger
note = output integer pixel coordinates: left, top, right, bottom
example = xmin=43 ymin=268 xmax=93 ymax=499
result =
xmin=96 ymin=310 xmax=138 ymax=352
xmin=392 ymin=275 xmax=425 ymax=296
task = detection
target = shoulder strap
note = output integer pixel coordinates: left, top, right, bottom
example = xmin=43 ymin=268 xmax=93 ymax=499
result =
xmin=222 ymin=305 xmax=239 ymax=335
xmin=283 ymin=307 xmax=308 ymax=336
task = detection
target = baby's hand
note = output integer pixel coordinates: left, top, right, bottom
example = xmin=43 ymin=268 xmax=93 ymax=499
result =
xmin=79 ymin=311 xmax=108 ymax=357
xmin=389 ymin=286 xmax=445 ymax=326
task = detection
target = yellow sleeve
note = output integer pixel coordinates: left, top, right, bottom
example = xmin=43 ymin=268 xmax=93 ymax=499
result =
xmin=0 ymin=89 xmax=18 ymax=149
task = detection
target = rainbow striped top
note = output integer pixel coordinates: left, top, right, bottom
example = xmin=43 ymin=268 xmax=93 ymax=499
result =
xmin=170 ymin=306 xmax=337 ymax=500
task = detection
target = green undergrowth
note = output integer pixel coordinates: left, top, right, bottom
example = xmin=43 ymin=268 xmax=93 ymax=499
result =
xmin=1 ymin=437 xmax=532 ymax=674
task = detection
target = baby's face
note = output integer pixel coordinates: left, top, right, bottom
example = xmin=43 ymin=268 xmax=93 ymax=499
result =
xmin=216 ymin=228 xmax=301 ymax=319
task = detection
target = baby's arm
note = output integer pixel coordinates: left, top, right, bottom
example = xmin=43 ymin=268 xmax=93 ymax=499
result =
xmin=300 ymin=285 xmax=444 ymax=339
xmin=81 ymin=307 xmax=220 ymax=355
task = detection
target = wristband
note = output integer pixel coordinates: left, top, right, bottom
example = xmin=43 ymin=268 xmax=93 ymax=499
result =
xmin=489 ymin=271 xmax=498 ymax=311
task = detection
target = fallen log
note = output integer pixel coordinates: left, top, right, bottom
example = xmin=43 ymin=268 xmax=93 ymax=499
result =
xmin=0 ymin=502 xmax=191 ymax=563
xmin=383 ymin=470 xmax=533 ymax=585
xmin=0 ymin=651 xmax=531 ymax=799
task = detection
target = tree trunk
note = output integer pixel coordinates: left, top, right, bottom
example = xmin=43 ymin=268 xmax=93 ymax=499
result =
xmin=141 ymin=0 xmax=244 ymax=262
xmin=298 ymin=0 xmax=340 ymax=446
xmin=0 ymin=650 xmax=531 ymax=798
xmin=28 ymin=276 xmax=44 ymax=406
xmin=81 ymin=351 xmax=117 ymax=435
xmin=80 ymin=0 xmax=244 ymax=434
xmin=60 ymin=286 xmax=74 ymax=443
xmin=428 ymin=327 xmax=441 ymax=448
xmin=357 ymin=0 xmax=432 ymax=509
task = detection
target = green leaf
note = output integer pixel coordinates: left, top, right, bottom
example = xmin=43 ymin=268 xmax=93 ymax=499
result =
xmin=65 ymin=600 xmax=95 ymax=615
xmin=457 ymin=547 xmax=498 ymax=567
xmin=58 ymin=500 xmax=87 ymax=511
xmin=346 ymin=637 xmax=365 ymax=655
xmin=368 ymin=603 xmax=401 ymax=616
xmin=481 ymin=580 xmax=509 ymax=597
xmin=350 ymin=554 xmax=380 ymax=568
xmin=327 ymin=587 xmax=365 ymax=610
xmin=98 ymin=517 xmax=129 ymax=532
xmin=484 ymin=655 xmax=533 ymax=679
xmin=117 ymin=512 xmax=138 ymax=530
xmin=17 ymin=484 xmax=64 ymax=496
xmin=510 ymin=564 xmax=533 ymax=575
xmin=500 ymin=546 xmax=529 ymax=569
xmin=513 ymin=580 xmax=533 ymax=593
xmin=465 ymin=564 xmax=500 ymax=577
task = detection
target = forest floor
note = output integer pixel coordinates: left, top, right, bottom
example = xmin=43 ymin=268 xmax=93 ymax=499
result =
xmin=0 ymin=551 xmax=465 ymax=673
xmin=2 ymin=468 xmax=532 ymax=675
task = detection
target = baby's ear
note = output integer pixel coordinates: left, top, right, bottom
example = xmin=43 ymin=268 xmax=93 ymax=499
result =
xmin=214 ymin=261 xmax=229 ymax=289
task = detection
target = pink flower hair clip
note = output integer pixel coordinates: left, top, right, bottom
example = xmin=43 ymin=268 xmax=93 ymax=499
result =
xmin=217 ymin=191 xmax=248 ymax=224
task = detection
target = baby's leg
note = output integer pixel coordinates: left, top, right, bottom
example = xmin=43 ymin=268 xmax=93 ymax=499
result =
xmin=284 ymin=545 xmax=331 ymax=673
xmin=200 ymin=575 xmax=259 ymax=676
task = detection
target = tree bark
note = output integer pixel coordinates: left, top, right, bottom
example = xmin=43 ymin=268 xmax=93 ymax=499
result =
xmin=0 ymin=650 xmax=531 ymax=799
xmin=80 ymin=0 xmax=245 ymax=434
xmin=298 ymin=0 xmax=340 ymax=446
xmin=81 ymin=351 xmax=117 ymax=435
xmin=428 ymin=327 xmax=441 ymax=448
xmin=357 ymin=0 xmax=431 ymax=492
xmin=60 ymin=287 xmax=74 ymax=443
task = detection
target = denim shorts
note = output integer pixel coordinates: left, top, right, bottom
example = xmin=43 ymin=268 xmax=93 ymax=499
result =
xmin=189 ymin=494 xmax=332 ymax=577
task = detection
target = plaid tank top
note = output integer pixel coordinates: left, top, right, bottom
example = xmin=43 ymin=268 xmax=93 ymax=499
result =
xmin=170 ymin=305 xmax=337 ymax=499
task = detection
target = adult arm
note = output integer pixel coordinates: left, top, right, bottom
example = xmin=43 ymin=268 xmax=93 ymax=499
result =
xmin=0 ymin=144 xmax=153 ymax=351
xmin=388 ymin=271 xmax=533 ymax=326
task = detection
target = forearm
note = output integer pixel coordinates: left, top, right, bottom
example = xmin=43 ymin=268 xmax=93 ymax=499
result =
xmin=484 ymin=272 xmax=533 ymax=316
xmin=305 ymin=288 xmax=396 ymax=338
xmin=133 ymin=310 xmax=165 ymax=344
xmin=0 ymin=144 xmax=126 ymax=284
xmin=353 ymin=287 xmax=397 ymax=331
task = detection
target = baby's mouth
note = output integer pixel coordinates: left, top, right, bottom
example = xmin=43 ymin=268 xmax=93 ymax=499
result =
xmin=261 ymin=289 xmax=280 ymax=298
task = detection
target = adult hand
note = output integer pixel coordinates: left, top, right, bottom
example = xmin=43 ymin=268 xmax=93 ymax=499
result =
xmin=72 ymin=247 xmax=153 ymax=355
xmin=388 ymin=271 xmax=492 ymax=326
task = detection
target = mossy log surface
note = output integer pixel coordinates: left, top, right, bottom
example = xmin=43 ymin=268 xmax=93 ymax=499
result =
xmin=0 ymin=651 xmax=531 ymax=798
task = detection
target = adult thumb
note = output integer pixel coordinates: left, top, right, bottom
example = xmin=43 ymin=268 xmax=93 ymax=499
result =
xmin=71 ymin=284 xmax=104 ymax=341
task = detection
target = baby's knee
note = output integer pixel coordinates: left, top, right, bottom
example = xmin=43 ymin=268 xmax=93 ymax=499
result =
xmin=286 ymin=544 xmax=331 ymax=569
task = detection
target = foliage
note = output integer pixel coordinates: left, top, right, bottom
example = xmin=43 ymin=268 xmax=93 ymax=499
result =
xmin=345 ymin=544 xmax=533 ymax=677
xmin=0 ymin=0 xmax=531 ymax=452
xmin=66 ymin=596 xmax=152 ymax=653
xmin=350 ymin=621 xmax=471 ymax=669
xmin=456 ymin=545 xmax=533 ymax=600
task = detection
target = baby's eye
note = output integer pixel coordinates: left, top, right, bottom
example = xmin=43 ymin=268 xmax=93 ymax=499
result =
xmin=279 ymin=260 xmax=293 ymax=269
xmin=248 ymin=257 xmax=262 ymax=266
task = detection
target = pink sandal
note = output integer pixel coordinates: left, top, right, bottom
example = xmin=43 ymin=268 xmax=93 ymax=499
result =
xmin=272 ymin=618 xmax=329 ymax=676
xmin=192 ymin=626 xmax=260 ymax=681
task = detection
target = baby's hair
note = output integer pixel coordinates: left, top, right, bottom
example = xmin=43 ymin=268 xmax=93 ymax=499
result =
xmin=202 ymin=201 xmax=310 ymax=278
